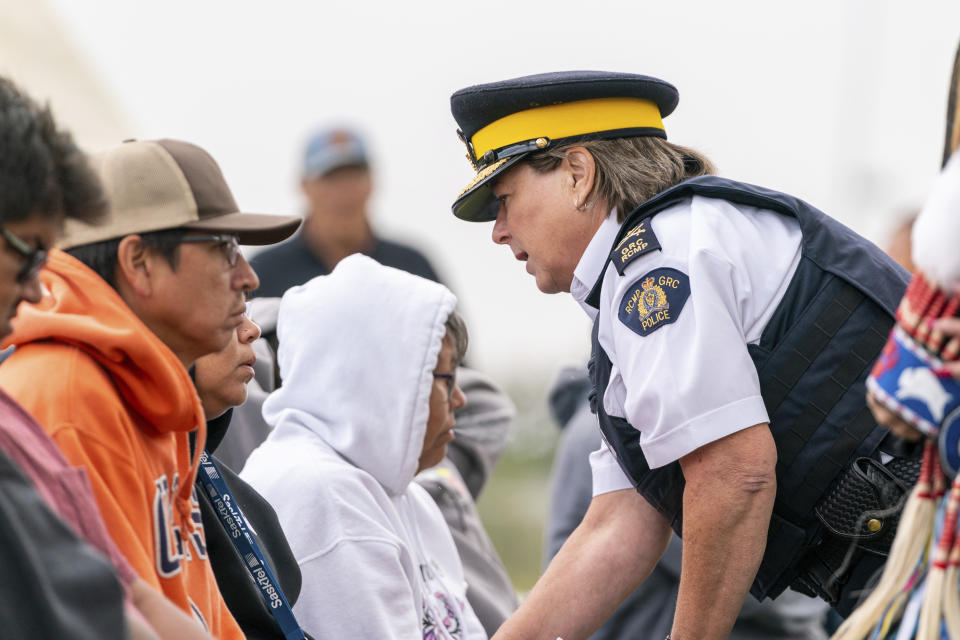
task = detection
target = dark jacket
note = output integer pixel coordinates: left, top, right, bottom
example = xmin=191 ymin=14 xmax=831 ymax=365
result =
xmin=193 ymin=409 xmax=306 ymax=640
xmin=250 ymin=232 xmax=440 ymax=298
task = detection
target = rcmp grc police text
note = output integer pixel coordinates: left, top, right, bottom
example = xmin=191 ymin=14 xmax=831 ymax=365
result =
xmin=619 ymin=267 xmax=690 ymax=337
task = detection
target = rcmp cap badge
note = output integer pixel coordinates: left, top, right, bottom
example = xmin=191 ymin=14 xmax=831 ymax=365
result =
xmin=449 ymin=70 xmax=679 ymax=221
xmin=619 ymin=267 xmax=690 ymax=336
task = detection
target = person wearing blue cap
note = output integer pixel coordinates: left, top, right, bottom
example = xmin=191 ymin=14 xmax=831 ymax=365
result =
xmin=448 ymin=71 xmax=916 ymax=640
xmin=250 ymin=127 xmax=440 ymax=298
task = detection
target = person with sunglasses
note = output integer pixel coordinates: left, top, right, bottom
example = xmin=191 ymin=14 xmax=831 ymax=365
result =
xmin=0 ymin=77 xmax=233 ymax=639
xmin=0 ymin=138 xmax=301 ymax=638
xmin=240 ymin=255 xmax=487 ymax=640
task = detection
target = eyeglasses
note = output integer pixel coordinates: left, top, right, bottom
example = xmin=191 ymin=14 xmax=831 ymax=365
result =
xmin=1 ymin=227 xmax=48 ymax=284
xmin=432 ymin=371 xmax=457 ymax=404
xmin=179 ymin=234 xmax=241 ymax=268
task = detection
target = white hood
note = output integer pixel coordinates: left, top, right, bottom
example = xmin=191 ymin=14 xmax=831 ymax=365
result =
xmin=262 ymin=254 xmax=457 ymax=495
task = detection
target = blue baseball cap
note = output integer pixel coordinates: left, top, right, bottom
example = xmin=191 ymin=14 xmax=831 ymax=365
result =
xmin=302 ymin=127 xmax=369 ymax=178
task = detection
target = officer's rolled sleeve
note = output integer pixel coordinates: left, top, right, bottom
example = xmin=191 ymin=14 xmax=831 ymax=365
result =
xmin=609 ymin=248 xmax=771 ymax=467
xmin=638 ymin=395 xmax=769 ymax=468
xmin=599 ymin=199 xmax=800 ymax=469
xmin=589 ymin=445 xmax=633 ymax=496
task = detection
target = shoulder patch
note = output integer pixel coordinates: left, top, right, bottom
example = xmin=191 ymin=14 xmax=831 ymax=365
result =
xmin=618 ymin=268 xmax=690 ymax=336
xmin=611 ymin=220 xmax=661 ymax=275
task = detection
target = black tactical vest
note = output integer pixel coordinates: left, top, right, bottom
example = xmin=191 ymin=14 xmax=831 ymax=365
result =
xmin=586 ymin=176 xmax=911 ymax=607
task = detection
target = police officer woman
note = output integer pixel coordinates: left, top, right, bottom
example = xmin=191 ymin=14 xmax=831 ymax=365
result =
xmin=448 ymin=71 xmax=913 ymax=640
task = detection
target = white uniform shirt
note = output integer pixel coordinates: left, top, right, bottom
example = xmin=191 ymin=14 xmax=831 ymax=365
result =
xmin=571 ymin=195 xmax=803 ymax=495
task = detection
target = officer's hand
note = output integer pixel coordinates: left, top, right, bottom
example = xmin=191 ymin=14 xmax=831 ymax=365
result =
xmin=866 ymin=390 xmax=924 ymax=441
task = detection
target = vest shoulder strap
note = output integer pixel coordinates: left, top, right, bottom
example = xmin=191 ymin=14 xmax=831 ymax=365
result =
xmin=585 ymin=176 xmax=907 ymax=316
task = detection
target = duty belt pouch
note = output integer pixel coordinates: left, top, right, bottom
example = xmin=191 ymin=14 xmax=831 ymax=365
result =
xmin=793 ymin=456 xmax=921 ymax=602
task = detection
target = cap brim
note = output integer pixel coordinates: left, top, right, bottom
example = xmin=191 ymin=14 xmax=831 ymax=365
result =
xmin=182 ymin=212 xmax=302 ymax=245
xmin=303 ymin=155 xmax=368 ymax=180
xmin=452 ymin=153 xmax=527 ymax=222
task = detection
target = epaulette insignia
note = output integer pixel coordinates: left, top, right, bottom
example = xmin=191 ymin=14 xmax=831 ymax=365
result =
xmin=619 ymin=268 xmax=690 ymax=337
xmin=611 ymin=220 xmax=661 ymax=275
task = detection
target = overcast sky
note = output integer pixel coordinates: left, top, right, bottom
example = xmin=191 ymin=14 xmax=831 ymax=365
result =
xmin=12 ymin=0 xmax=960 ymax=385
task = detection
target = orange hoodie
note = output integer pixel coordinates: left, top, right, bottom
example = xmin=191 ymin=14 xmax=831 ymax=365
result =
xmin=0 ymin=250 xmax=244 ymax=639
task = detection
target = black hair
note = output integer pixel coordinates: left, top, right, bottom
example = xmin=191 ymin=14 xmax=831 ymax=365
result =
xmin=0 ymin=77 xmax=106 ymax=225
xmin=65 ymin=228 xmax=188 ymax=290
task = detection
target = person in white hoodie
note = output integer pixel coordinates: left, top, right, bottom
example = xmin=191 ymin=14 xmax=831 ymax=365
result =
xmin=240 ymin=254 xmax=487 ymax=640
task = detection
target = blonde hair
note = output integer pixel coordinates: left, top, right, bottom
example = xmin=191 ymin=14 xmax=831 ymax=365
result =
xmin=525 ymin=136 xmax=716 ymax=223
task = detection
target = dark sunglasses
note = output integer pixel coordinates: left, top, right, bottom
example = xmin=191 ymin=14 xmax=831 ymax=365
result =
xmin=1 ymin=227 xmax=49 ymax=284
xmin=179 ymin=234 xmax=241 ymax=268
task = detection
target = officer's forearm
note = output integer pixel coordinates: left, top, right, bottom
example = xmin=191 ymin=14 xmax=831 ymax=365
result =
xmin=493 ymin=488 xmax=671 ymax=640
xmin=673 ymin=423 xmax=777 ymax=640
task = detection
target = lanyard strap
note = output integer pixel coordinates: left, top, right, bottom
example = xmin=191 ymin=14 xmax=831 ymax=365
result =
xmin=197 ymin=451 xmax=306 ymax=640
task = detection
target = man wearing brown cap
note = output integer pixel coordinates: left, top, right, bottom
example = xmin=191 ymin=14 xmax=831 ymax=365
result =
xmin=0 ymin=138 xmax=300 ymax=639
xmin=0 ymin=76 xmax=221 ymax=640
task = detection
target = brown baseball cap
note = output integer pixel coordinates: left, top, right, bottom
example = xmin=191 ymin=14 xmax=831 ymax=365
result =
xmin=59 ymin=139 xmax=301 ymax=250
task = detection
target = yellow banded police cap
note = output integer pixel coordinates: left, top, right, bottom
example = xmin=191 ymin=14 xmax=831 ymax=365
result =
xmin=450 ymin=70 xmax=679 ymax=221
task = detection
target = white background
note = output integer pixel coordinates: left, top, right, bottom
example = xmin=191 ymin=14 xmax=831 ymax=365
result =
xmin=5 ymin=0 xmax=960 ymax=387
